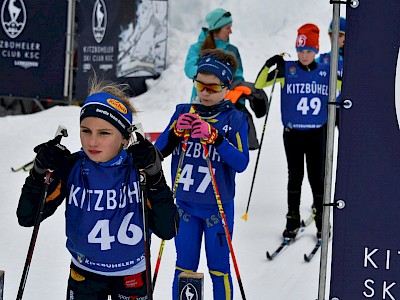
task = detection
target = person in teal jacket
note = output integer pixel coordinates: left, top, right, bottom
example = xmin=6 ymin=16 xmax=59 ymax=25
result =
xmin=184 ymin=8 xmax=244 ymax=103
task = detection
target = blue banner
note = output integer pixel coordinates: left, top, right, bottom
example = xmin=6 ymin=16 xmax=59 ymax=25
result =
xmin=329 ymin=1 xmax=400 ymax=299
xmin=0 ymin=0 xmax=67 ymax=100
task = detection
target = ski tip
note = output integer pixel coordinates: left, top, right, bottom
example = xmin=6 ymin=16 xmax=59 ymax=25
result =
xmin=266 ymin=252 xmax=273 ymax=260
xmin=304 ymin=254 xmax=311 ymax=262
xmin=241 ymin=213 xmax=248 ymax=221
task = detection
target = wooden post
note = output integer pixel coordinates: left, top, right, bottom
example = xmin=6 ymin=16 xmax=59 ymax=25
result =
xmin=178 ymin=272 xmax=203 ymax=300
xmin=0 ymin=270 xmax=4 ymax=300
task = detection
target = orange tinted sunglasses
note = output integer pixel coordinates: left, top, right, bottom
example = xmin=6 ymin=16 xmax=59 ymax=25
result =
xmin=193 ymin=79 xmax=227 ymax=94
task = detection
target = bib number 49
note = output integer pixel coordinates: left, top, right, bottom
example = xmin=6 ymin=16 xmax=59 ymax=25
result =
xmin=297 ymin=97 xmax=321 ymax=115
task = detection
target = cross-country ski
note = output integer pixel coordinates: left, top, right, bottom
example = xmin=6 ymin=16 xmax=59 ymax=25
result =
xmin=304 ymin=239 xmax=322 ymax=262
xmin=266 ymin=238 xmax=293 ymax=260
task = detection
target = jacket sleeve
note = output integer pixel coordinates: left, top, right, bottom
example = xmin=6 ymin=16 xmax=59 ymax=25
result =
xmin=231 ymin=46 xmax=245 ymax=82
xmin=17 ymin=171 xmax=65 ymax=227
xmin=155 ymin=104 xmax=189 ymax=158
xmin=254 ymin=61 xmax=286 ymax=89
xmin=184 ymin=43 xmax=201 ymax=79
xmin=16 ymin=153 xmax=79 ymax=227
xmin=215 ymin=114 xmax=250 ymax=173
xmin=249 ymin=90 xmax=268 ymax=118
xmin=146 ymin=171 xmax=179 ymax=240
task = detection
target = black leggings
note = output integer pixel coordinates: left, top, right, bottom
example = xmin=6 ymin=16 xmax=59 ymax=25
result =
xmin=283 ymin=125 xmax=327 ymax=211
xmin=66 ymin=263 xmax=148 ymax=300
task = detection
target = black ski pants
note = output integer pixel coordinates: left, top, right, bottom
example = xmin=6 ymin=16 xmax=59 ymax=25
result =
xmin=66 ymin=263 xmax=148 ymax=300
xmin=283 ymin=125 xmax=327 ymax=214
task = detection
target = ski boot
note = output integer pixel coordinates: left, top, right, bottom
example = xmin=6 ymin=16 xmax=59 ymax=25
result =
xmin=282 ymin=212 xmax=301 ymax=239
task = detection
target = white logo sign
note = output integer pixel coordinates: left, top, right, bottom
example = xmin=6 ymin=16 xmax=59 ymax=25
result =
xmin=1 ymin=0 xmax=26 ymax=39
xmin=179 ymin=283 xmax=199 ymax=300
xmin=92 ymin=0 xmax=107 ymax=43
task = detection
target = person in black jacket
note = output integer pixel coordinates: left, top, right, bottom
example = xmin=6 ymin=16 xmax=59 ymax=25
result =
xmin=16 ymin=76 xmax=179 ymax=300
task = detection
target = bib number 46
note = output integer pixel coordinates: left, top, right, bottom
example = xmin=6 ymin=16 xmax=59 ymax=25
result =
xmin=88 ymin=212 xmax=143 ymax=250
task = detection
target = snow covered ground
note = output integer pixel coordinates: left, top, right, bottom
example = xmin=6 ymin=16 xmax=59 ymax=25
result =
xmin=0 ymin=0 xmax=344 ymax=299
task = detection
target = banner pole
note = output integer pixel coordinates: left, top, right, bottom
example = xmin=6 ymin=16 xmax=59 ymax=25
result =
xmin=64 ymin=0 xmax=76 ymax=104
xmin=317 ymin=3 xmax=341 ymax=300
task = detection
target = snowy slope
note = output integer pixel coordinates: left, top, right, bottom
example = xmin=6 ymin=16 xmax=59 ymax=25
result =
xmin=0 ymin=0 xmax=344 ymax=299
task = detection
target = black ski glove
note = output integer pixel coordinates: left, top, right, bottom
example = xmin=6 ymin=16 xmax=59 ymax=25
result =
xmin=265 ymin=54 xmax=285 ymax=68
xmin=33 ymin=136 xmax=71 ymax=175
xmin=127 ymin=134 xmax=163 ymax=176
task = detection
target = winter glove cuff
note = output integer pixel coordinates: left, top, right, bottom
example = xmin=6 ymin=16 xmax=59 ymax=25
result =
xmin=173 ymin=125 xmax=185 ymax=138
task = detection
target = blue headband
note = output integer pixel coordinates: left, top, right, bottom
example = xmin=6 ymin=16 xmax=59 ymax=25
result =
xmin=80 ymin=92 xmax=133 ymax=139
xmin=197 ymin=55 xmax=234 ymax=85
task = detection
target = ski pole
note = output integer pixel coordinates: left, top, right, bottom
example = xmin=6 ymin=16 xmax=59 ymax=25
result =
xmin=139 ymin=171 xmax=153 ymax=300
xmin=16 ymin=125 xmax=68 ymax=300
xmin=241 ymin=67 xmax=280 ymax=221
xmin=11 ymin=160 xmax=34 ymax=172
xmin=201 ymin=141 xmax=247 ymax=300
xmin=153 ymin=106 xmax=196 ymax=289
xmin=152 ymin=130 xmax=190 ymax=289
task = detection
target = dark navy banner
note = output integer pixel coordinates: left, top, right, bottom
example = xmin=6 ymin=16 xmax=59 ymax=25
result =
xmin=330 ymin=1 xmax=400 ymax=299
xmin=0 ymin=0 xmax=67 ymax=100
xmin=75 ymin=0 xmax=168 ymax=101
xmin=75 ymin=0 xmax=120 ymax=101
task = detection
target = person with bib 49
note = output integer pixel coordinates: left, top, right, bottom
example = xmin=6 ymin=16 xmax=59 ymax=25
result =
xmin=255 ymin=23 xmax=338 ymax=240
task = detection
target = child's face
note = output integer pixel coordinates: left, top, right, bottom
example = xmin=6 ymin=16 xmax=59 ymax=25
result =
xmin=195 ymin=73 xmax=228 ymax=106
xmin=297 ymin=50 xmax=316 ymax=66
xmin=329 ymin=33 xmax=345 ymax=48
xmin=80 ymin=117 xmax=126 ymax=163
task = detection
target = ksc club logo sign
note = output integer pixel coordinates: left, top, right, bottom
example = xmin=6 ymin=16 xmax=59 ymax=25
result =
xmin=1 ymin=0 xmax=26 ymax=39
xmin=92 ymin=0 xmax=107 ymax=43
xmin=179 ymin=283 xmax=199 ymax=300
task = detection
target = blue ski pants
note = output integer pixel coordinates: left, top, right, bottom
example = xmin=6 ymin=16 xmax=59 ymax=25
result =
xmin=172 ymin=199 xmax=234 ymax=300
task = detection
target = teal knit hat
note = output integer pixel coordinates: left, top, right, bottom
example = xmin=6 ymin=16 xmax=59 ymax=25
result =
xmin=206 ymin=8 xmax=232 ymax=31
